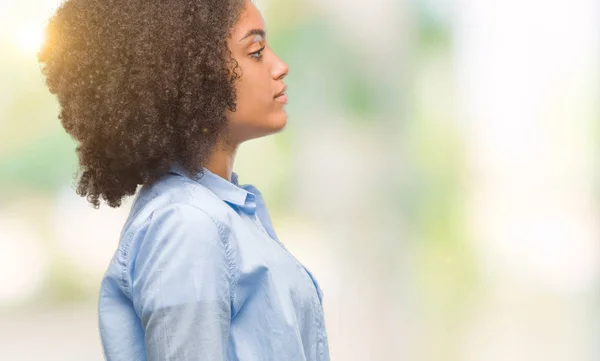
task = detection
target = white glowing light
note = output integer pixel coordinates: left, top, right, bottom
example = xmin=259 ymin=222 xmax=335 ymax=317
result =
xmin=15 ymin=23 xmax=45 ymax=53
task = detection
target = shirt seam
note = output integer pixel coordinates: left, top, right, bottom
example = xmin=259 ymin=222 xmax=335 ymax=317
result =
xmin=117 ymin=190 xmax=161 ymax=301
xmin=172 ymin=179 xmax=239 ymax=309
xmin=164 ymin=202 xmax=237 ymax=310
xmin=118 ymin=226 xmax=137 ymax=300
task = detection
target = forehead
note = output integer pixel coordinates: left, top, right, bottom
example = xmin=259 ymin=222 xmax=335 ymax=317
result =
xmin=231 ymin=1 xmax=266 ymax=40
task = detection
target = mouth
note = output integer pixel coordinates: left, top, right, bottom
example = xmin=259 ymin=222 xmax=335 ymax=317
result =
xmin=274 ymin=85 xmax=287 ymax=99
xmin=274 ymin=94 xmax=288 ymax=104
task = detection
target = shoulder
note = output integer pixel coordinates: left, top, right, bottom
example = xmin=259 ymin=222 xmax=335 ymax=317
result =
xmin=114 ymin=172 xmax=238 ymax=294
xmin=116 ymin=172 xmax=238 ymax=270
xmin=125 ymin=172 xmax=236 ymax=233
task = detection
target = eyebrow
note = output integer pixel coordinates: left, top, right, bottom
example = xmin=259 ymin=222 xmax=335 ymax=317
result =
xmin=239 ymin=28 xmax=266 ymax=42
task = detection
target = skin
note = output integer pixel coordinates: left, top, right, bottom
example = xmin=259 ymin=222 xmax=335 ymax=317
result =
xmin=206 ymin=0 xmax=289 ymax=181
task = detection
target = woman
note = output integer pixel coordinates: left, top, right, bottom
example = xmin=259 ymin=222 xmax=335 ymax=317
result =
xmin=38 ymin=0 xmax=330 ymax=360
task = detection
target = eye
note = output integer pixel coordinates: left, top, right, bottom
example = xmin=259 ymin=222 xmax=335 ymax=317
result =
xmin=250 ymin=45 xmax=266 ymax=60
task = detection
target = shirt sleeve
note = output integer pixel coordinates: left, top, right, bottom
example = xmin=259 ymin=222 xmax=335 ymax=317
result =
xmin=131 ymin=203 xmax=233 ymax=361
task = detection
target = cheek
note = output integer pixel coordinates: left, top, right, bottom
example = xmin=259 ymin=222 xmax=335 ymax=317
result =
xmin=235 ymin=70 xmax=270 ymax=112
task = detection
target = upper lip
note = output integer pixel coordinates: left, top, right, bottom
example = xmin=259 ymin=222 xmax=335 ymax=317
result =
xmin=274 ymin=85 xmax=287 ymax=98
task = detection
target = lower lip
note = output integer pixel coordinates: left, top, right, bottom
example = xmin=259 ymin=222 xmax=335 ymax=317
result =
xmin=274 ymin=94 xmax=288 ymax=104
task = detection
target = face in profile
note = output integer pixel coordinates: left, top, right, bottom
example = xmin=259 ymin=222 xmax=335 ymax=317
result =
xmin=225 ymin=0 xmax=290 ymax=144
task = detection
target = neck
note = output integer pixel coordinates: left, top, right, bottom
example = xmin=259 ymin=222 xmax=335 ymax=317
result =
xmin=204 ymin=137 xmax=239 ymax=182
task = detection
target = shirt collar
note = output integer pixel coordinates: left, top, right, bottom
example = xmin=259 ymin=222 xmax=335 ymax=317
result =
xmin=169 ymin=163 xmax=257 ymax=215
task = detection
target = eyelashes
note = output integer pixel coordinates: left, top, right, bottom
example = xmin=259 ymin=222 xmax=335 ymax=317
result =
xmin=250 ymin=45 xmax=266 ymax=60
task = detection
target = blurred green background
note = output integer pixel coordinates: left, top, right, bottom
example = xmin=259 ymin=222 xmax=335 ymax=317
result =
xmin=0 ymin=0 xmax=599 ymax=360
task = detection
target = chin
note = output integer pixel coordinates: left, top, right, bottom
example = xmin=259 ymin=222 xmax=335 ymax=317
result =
xmin=264 ymin=112 xmax=288 ymax=134
xmin=235 ymin=112 xmax=288 ymax=142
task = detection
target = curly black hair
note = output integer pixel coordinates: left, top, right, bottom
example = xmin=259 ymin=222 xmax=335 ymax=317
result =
xmin=38 ymin=0 xmax=245 ymax=208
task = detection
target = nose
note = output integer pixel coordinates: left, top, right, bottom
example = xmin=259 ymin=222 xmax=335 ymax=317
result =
xmin=271 ymin=54 xmax=289 ymax=80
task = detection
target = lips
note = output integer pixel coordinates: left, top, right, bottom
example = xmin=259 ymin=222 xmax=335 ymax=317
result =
xmin=274 ymin=94 xmax=288 ymax=104
xmin=274 ymin=85 xmax=288 ymax=104
xmin=274 ymin=85 xmax=287 ymax=98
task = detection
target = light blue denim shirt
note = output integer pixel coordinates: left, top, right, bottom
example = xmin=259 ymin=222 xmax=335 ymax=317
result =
xmin=98 ymin=165 xmax=329 ymax=361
